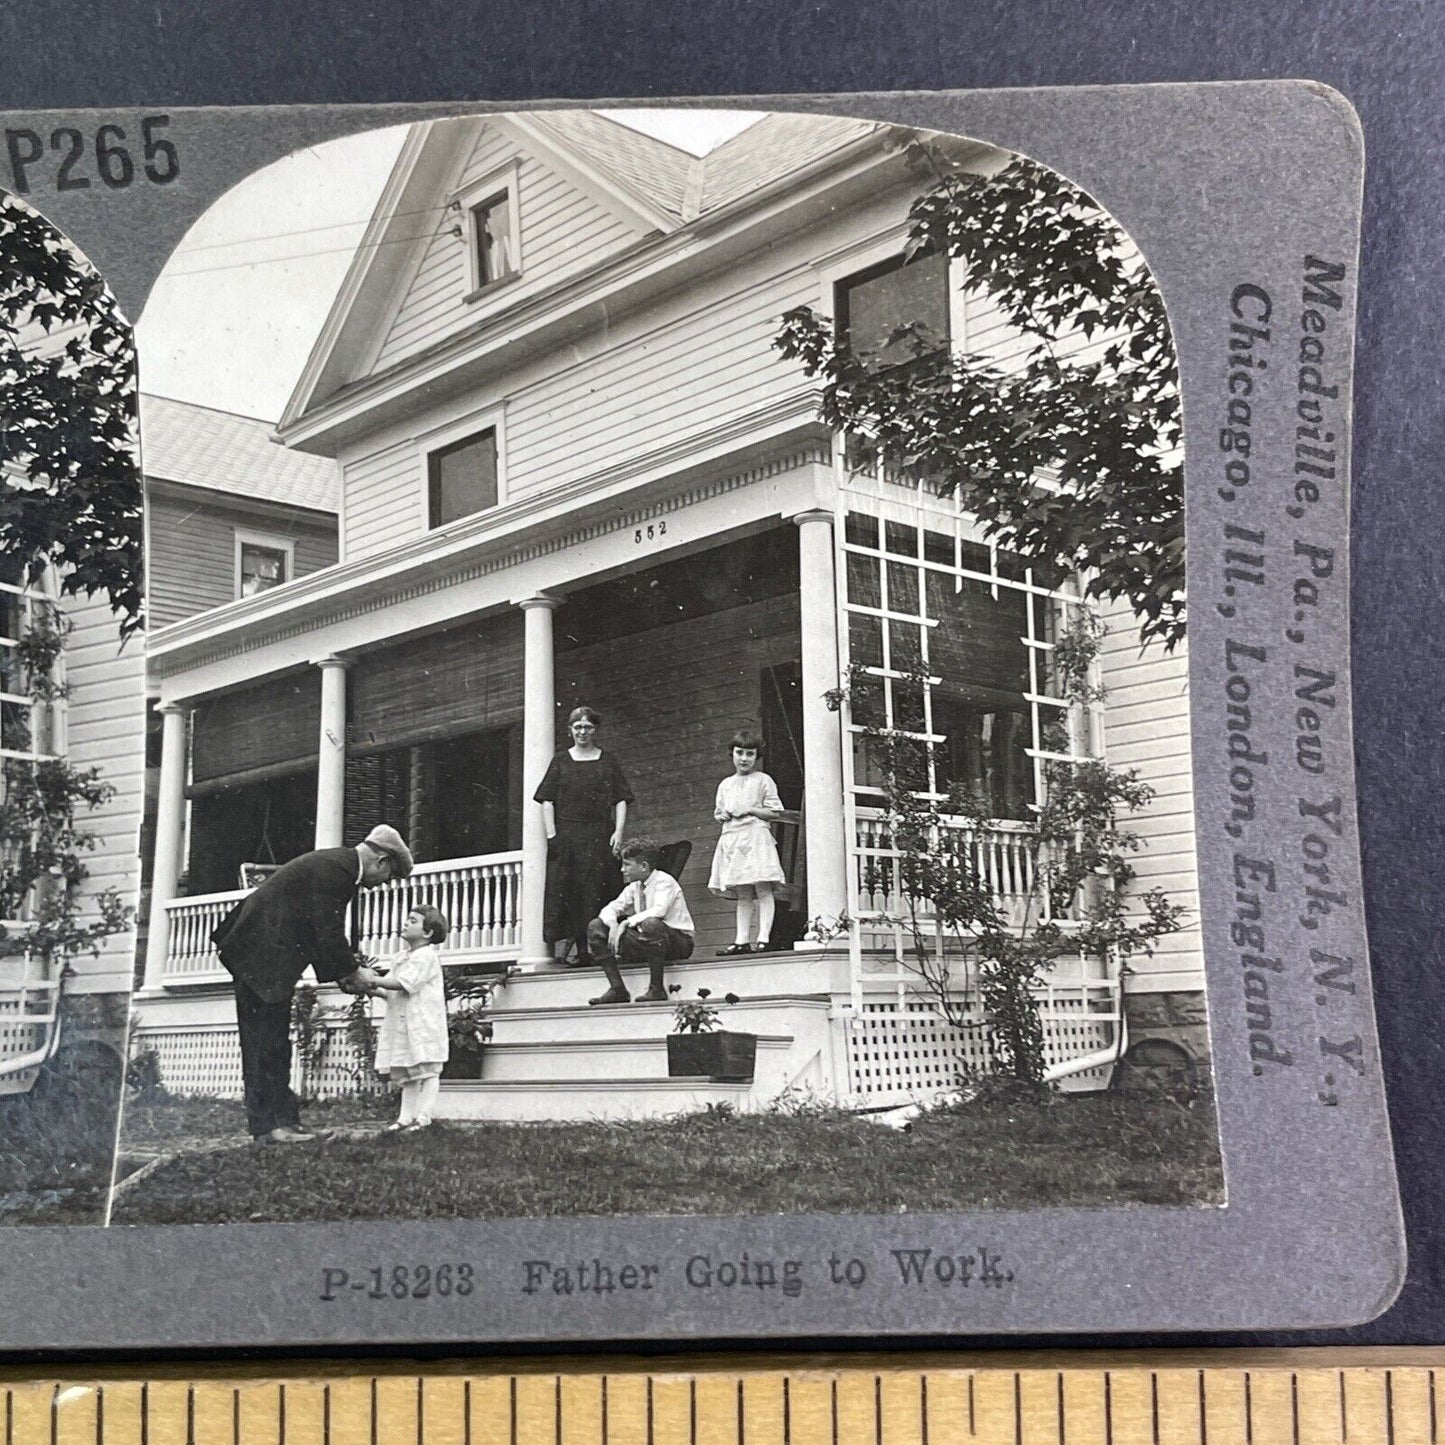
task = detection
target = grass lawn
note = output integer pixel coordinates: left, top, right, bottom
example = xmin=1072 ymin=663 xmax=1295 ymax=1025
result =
xmin=110 ymin=1089 xmax=1224 ymax=1224
xmin=0 ymin=1049 xmax=123 ymax=1225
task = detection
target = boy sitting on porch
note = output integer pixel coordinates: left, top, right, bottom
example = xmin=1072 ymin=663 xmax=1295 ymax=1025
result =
xmin=587 ymin=837 xmax=695 ymax=1006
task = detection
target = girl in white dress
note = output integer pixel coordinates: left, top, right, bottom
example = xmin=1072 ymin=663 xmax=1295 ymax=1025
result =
xmin=372 ymin=904 xmax=450 ymax=1130
xmin=708 ymin=729 xmax=787 ymax=953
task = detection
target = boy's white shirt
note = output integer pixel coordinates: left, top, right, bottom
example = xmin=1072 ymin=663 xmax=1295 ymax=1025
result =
xmin=599 ymin=870 xmax=695 ymax=933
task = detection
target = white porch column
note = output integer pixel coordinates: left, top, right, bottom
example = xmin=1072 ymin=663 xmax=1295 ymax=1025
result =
xmin=314 ymin=655 xmax=350 ymax=849
xmin=518 ymin=594 xmax=561 ymax=966
xmin=141 ymin=702 xmax=189 ymax=991
xmin=794 ymin=509 xmax=849 ymax=927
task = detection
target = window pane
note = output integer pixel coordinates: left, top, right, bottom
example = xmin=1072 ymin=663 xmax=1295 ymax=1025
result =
xmin=883 ymin=519 xmax=917 ymax=557
xmin=430 ymin=430 xmax=499 ymax=527
xmin=837 ymin=251 xmax=949 ymax=371
xmin=845 ymin=552 xmax=880 ymax=609
xmin=885 ymin=561 xmax=919 ymax=615
xmin=473 ymin=193 xmax=515 ymax=285
xmin=925 ymin=570 xmax=1029 ymax=698
xmin=2 ymin=699 xmax=31 ymax=753
xmin=239 ymin=544 xmax=287 ymax=597
xmin=849 ymin=612 xmax=883 ymax=669
xmin=932 ymin=696 xmax=1035 ymax=820
xmin=844 ymin=511 xmax=878 ymax=549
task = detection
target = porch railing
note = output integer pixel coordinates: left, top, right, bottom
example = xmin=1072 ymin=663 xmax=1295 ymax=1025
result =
xmin=160 ymin=849 xmax=524 ymax=983
xmin=853 ymin=809 xmax=1044 ymax=931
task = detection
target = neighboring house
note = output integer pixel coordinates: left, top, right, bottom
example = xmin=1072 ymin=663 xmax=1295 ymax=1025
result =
xmin=132 ymin=394 xmax=340 ymax=973
xmin=0 ymin=541 xmax=143 ymax=1095
xmin=132 ymin=111 xmax=1206 ymax=1116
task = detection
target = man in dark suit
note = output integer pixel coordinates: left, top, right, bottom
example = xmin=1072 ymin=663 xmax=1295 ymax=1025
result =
xmin=212 ymin=824 xmax=414 ymax=1143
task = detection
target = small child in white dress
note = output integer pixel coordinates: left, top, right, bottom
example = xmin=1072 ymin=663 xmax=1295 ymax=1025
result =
xmin=708 ymin=728 xmax=787 ymax=953
xmin=372 ymin=904 xmax=450 ymax=1131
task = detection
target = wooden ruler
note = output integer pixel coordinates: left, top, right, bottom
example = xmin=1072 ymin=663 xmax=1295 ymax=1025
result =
xmin=4 ymin=1351 xmax=1443 ymax=1445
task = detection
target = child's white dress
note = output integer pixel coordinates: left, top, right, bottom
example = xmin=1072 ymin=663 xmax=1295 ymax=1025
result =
xmin=708 ymin=771 xmax=787 ymax=896
xmin=375 ymin=943 xmax=450 ymax=1081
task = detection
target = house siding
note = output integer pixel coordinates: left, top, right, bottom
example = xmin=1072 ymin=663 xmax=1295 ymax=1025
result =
xmin=147 ymin=487 xmax=338 ymax=628
xmin=342 ymin=252 xmax=825 ymax=561
xmin=372 ymin=127 xmax=642 ymax=372
xmin=62 ymin=594 xmax=144 ymax=995
xmin=1097 ymin=594 xmax=1201 ymax=991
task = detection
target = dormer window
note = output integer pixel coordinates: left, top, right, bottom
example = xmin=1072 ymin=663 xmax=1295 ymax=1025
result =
xmin=455 ymin=162 xmax=522 ymax=300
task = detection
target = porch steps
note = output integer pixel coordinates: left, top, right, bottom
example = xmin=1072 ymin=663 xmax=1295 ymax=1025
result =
xmin=494 ymin=947 xmax=847 ymax=1014
xmin=438 ymin=985 xmax=840 ymax=1121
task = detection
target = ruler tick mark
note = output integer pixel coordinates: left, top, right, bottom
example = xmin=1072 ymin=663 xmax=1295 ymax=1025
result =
xmin=324 ymin=1384 xmax=332 ymax=1445
xmin=1014 ymin=1374 xmax=1022 ymax=1445
xmin=1057 ymin=1372 xmax=1066 ymax=1445
xmin=690 ymin=1380 xmax=697 ymax=1445
xmin=738 ymin=1379 xmax=746 ymax=1445
xmin=1387 ymin=1370 xmax=1396 ymax=1445
xmin=783 ymin=1377 xmax=791 ymax=1445
xmin=1340 ymin=1370 xmax=1348 ymax=1442
xmin=876 ymin=1376 xmax=884 ymax=1445
xmin=1291 ymin=1374 xmax=1299 ymax=1445
xmin=831 ymin=1378 xmax=839 ymax=1445
xmin=48 ymin=1382 xmax=56 ymax=1445
xmin=1198 ymin=1370 xmax=1207 ymax=1445
xmin=920 ymin=1375 xmax=929 ymax=1445
xmin=558 ymin=1376 xmax=565 ymax=1445
xmin=464 ymin=1380 xmax=472 ymax=1445
xmin=95 ymin=1385 xmax=103 ymax=1445
xmin=232 ymin=1387 xmax=240 ymax=1445
xmin=517 ymin=1377 xmax=524 ymax=1445
xmin=282 ymin=1382 xmax=289 ymax=1445
xmin=372 ymin=1378 xmax=380 ymax=1445
xmin=968 ymin=1376 xmax=976 ymax=1436
xmin=648 ymin=1377 xmax=655 ymax=1445
xmin=1430 ymin=1369 xmax=1437 ymax=1445
xmin=1245 ymin=1372 xmax=1254 ymax=1445
xmin=1151 ymin=1373 xmax=1159 ymax=1445
xmin=418 ymin=1377 xmax=425 ymax=1445
xmin=1105 ymin=1371 xmax=1113 ymax=1445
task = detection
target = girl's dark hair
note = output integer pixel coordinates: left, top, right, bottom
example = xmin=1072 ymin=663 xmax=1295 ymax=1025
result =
xmin=730 ymin=728 xmax=765 ymax=755
xmin=414 ymin=904 xmax=449 ymax=945
xmin=569 ymin=705 xmax=602 ymax=727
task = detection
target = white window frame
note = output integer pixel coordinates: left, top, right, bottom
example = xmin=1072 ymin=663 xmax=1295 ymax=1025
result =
xmin=453 ymin=160 xmax=523 ymax=300
xmin=0 ymin=564 xmax=64 ymax=766
xmin=417 ymin=404 xmax=508 ymax=532
xmin=234 ymin=529 xmax=296 ymax=601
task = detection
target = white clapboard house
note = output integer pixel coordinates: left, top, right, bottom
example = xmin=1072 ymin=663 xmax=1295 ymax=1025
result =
xmin=0 ymin=534 xmax=143 ymax=1095
xmin=132 ymin=111 xmax=1207 ymax=1117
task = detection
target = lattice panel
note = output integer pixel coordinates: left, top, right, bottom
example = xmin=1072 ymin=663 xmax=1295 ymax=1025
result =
xmin=138 ymin=1024 xmax=385 ymax=1101
xmin=845 ymin=998 xmax=1117 ymax=1103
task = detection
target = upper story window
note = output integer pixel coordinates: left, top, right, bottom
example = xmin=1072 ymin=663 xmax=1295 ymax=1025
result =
xmin=0 ymin=562 xmax=61 ymax=767
xmin=428 ymin=427 xmax=499 ymax=528
xmin=835 ymin=250 xmax=950 ymax=372
xmin=235 ymin=531 xmax=294 ymax=599
xmin=455 ymin=162 xmax=522 ymax=300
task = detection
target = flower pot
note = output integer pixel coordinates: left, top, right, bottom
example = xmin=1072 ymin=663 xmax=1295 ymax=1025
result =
xmin=442 ymin=1047 xmax=486 ymax=1081
xmin=667 ymin=1030 xmax=757 ymax=1081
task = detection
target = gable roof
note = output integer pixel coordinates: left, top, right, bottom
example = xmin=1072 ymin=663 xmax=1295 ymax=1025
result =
xmin=526 ymin=110 xmax=696 ymax=223
xmin=282 ymin=109 xmax=892 ymax=438
xmin=140 ymin=394 xmax=339 ymax=513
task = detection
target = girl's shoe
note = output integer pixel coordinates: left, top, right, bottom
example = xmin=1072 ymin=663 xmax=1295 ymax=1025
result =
xmin=722 ymin=942 xmax=751 ymax=955
xmin=405 ymin=1118 xmax=432 ymax=1130
xmin=384 ymin=1121 xmax=409 ymax=1132
xmin=752 ymin=942 xmax=772 ymax=952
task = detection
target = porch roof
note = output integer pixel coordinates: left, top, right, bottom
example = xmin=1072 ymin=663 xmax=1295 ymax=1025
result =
xmin=149 ymin=415 xmax=834 ymax=696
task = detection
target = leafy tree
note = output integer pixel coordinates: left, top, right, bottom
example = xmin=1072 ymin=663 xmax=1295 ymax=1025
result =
xmin=0 ymin=193 xmax=141 ymax=631
xmin=775 ymin=146 xmax=1184 ymax=649
xmin=0 ymin=196 xmax=137 ymax=978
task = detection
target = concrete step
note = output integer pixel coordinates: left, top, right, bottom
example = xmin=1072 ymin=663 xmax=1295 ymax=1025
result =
xmin=494 ymin=947 xmax=847 ymax=1014
xmin=478 ymin=1031 xmax=796 ymax=1083
xmin=437 ymin=1076 xmax=760 ymax=1122
xmin=486 ymin=994 xmax=832 ymax=1044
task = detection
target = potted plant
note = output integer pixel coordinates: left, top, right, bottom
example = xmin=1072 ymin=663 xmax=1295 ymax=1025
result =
xmin=442 ymin=970 xmax=506 ymax=1081
xmin=666 ymin=988 xmax=755 ymax=1081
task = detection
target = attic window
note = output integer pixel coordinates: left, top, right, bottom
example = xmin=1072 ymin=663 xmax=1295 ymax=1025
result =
xmin=471 ymin=193 xmax=515 ymax=286
xmin=456 ymin=162 xmax=522 ymax=299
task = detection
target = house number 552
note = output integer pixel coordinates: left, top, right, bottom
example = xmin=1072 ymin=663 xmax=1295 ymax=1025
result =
xmin=633 ymin=520 xmax=667 ymax=544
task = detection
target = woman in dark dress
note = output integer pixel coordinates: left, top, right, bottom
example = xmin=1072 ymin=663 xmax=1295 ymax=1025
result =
xmin=534 ymin=706 xmax=635 ymax=962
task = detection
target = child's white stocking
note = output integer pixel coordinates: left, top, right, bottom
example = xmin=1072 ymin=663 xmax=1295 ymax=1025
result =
xmin=734 ymin=892 xmax=753 ymax=945
xmin=756 ymin=884 xmax=775 ymax=945
xmin=398 ymin=1081 xmax=419 ymax=1124
xmin=413 ymin=1075 xmax=440 ymax=1123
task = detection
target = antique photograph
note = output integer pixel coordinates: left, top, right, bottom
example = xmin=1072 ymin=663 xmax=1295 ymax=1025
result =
xmin=0 ymin=193 xmax=143 ymax=1223
xmin=106 ymin=106 xmax=1222 ymax=1225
